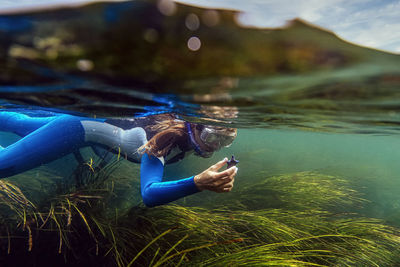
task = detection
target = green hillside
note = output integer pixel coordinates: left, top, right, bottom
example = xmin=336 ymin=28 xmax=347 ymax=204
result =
xmin=1 ymin=0 xmax=398 ymax=85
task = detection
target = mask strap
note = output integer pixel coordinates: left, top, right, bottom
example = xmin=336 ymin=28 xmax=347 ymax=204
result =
xmin=185 ymin=122 xmax=205 ymax=157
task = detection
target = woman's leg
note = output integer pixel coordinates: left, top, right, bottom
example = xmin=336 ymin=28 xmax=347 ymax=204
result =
xmin=0 ymin=112 xmax=57 ymax=137
xmin=0 ymin=114 xmax=87 ymax=178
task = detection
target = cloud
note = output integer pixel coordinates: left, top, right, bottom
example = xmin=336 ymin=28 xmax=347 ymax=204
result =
xmin=175 ymin=0 xmax=400 ymax=53
xmin=316 ymin=0 xmax=400 ymax=53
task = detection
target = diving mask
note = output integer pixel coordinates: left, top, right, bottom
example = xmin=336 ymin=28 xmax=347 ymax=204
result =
xmin=186 ymin=122 xmax=237 ymax=158
xmin=199 ymin=125 xmax=237 ymax=150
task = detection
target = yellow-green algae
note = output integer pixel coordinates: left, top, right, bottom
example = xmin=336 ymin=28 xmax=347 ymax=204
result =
xmin=0 ymin=160 xmax=400 ymax=266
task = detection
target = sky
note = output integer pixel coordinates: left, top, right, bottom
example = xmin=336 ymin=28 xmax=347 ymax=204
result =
xmin=1 ymin=0 xmax=399 ymax=54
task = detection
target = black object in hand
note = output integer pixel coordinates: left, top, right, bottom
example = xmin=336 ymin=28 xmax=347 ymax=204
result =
xmin=226 ymin=155 xmax=239 ymax=169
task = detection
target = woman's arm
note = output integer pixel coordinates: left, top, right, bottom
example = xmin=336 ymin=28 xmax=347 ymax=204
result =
xmin=140 ymin=153 xmax=199 ymax=207
xmin=140 ymin=154 xmax=237 ymax=207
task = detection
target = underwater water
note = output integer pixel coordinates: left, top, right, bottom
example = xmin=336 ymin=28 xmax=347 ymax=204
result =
xmin=1 ymin=0 xmax=400 ymax=266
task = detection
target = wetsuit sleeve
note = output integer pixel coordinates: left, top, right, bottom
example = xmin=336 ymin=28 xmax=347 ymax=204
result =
xmin=140 ymin=153 xmax=199 ymax=207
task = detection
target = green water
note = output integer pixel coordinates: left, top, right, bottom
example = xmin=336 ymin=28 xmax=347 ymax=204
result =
xmin=4 ymin=126 xmax=400 ymax=219
xmin=165 ymin=128 xmax=400 ymax=221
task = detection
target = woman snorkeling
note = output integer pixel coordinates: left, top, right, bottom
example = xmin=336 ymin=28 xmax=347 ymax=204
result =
xmin=0 ymin=111 xmax=238 ymax=207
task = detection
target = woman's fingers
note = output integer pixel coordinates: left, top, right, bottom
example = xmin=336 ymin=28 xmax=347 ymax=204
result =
xmin=213 ymin=175 xmax=233 ymax=187
xmin=212 ymin=178 xmax=234 ymax=192
xmin=195 ymin=161 xmax=237 ymax=193
xmin=213 ymin=169 xmax=236 ymax=191
xmin=223 ymin=183 xmax=234 ymax=192
xmin=216 ymin=181 xmax=234 ymax=192
xmin=209 ymin=158 xmax=228 ymax=172
xmin=214 ymin=166 xmax=237 ymax=179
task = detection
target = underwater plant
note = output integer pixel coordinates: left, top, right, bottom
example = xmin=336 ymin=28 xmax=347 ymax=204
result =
xmin=0 ymin=159 xmax=400 ymax=266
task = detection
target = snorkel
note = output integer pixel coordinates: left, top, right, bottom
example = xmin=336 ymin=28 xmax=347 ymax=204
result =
xmin=185 ymin=122 xmax=211 ymax=157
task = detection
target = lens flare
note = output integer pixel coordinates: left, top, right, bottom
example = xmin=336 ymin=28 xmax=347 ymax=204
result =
xmin=187 ymin=36 xmax=201 ymax=51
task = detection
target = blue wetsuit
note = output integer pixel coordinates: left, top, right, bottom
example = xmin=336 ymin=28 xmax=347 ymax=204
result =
xmin=0 ymin=112 xmax=199 ymax=207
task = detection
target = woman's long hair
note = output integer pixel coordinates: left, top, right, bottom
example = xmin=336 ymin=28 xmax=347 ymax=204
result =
xmin=140 ymin=114 xmax=188 ymax=158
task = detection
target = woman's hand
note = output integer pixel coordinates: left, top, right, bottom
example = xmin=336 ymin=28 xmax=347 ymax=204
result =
xmin=194 ymin=158 xmax=238 ymax=193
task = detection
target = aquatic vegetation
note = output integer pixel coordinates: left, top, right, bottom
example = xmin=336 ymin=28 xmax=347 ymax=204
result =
xmin=0 ymin=179 xmax=37 ymax=253
xmin=1 ymin=161 xmax=400 ymax=266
